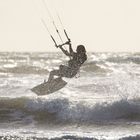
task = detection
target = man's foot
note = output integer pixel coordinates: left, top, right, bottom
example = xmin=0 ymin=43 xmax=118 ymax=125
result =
xmin=44 ymin=79 xmax=46 ymax=83
xmin=59 ymin=77 xmax=62 ymax=80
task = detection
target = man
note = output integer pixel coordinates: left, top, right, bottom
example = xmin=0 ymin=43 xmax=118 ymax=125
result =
xmin=48 ymin=41 xmax=87 ymax=82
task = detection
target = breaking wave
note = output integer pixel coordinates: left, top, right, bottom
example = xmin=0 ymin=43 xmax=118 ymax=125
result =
xmin=0 ymin=134 xmax=140 ymax=140
xmin=0 ymin=96 xmax=140 ymax=124
xmin=120 ymin=135 xmax=140 ymax=140
xmin=0 ymin=135 xmax=97 ymax=140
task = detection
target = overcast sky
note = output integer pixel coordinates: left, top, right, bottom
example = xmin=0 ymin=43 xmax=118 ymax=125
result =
xmin=0 ymin=0 xmax=140 ymax=52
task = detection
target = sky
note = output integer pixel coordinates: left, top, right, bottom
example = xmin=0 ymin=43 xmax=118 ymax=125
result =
xmin=0 ymin=0 xmax=140 ymax=52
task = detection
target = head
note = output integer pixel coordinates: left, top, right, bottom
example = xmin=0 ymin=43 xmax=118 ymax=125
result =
xmin=76 ymin=45 xmax=86 ymax=54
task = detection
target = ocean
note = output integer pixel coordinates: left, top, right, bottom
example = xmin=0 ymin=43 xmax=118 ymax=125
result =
xmin=0 ymin=52 xmax=140 ymax=140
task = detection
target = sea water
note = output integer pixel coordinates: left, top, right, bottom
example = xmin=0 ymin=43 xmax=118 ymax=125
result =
xmin=0 ymin=52 xmax=140 ymax=140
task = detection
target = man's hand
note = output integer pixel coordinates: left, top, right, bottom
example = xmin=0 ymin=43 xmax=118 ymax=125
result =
xmin=58 ymin=45 xmax=62 ymax=48
xmin=65 ymin=40 xmax=71 ymax=45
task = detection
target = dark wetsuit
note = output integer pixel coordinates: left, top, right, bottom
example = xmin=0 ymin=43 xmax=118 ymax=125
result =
xmin=48 ymin=43 xmax=87 ymax=81
xmin=58 ymin=46 xmax=87 ymax=78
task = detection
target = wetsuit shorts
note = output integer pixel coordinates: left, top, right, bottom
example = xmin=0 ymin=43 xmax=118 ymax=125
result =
xmin=59 ymin=65 xmax=78 ymax=78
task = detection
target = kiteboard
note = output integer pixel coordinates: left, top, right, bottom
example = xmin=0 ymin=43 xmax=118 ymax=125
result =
xmin=31 ymin=77 xmax=67 ymax=95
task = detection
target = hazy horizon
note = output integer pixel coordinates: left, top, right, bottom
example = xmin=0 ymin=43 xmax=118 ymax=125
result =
xmin=0 ymin=0 xmax=140 ymax=52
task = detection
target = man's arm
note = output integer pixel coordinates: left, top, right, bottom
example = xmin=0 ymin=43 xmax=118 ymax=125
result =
xmin=69 ymin=43 xmax=74 ymax=55
xmin=59 ymin=45 xmax=71 ymax=56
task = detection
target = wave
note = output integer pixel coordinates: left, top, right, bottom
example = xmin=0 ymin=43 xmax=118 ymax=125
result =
xmin=1 ymin=134 xmax=140 ymax=140
xmin=1 ymin=52 xmax=140 ymax=75
xmin=81 ymin=62 xmax=111 ymax=74
xmin=1 ymin=52 xmax=140 ymax=64
xmin=120 ymin=135 xmax=140 ymax=140
xmin=106 ymin=55 xmax=140 ymax=64
xmin=0 ymin=65 xmax=49 ymax=74
xmin=0 ymin=133 xmax=139 ymax=140
xmin=0 ymin=97 xmax=140 ymax=124
xmin=0 ymin=62 xmax=110 ymax=75
xmin=0 ymin=135 xmax=97 ymax=140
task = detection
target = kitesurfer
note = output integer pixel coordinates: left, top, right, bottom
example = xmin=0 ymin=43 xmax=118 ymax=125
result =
xmin=47 ymin=41 xmax=87 ymax=82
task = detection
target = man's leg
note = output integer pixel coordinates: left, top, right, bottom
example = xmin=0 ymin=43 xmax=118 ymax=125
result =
xmin=48 ymin=69 xmax=60 ymax=82
xmin=48 ymin=65 xmax=74 ymax=82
